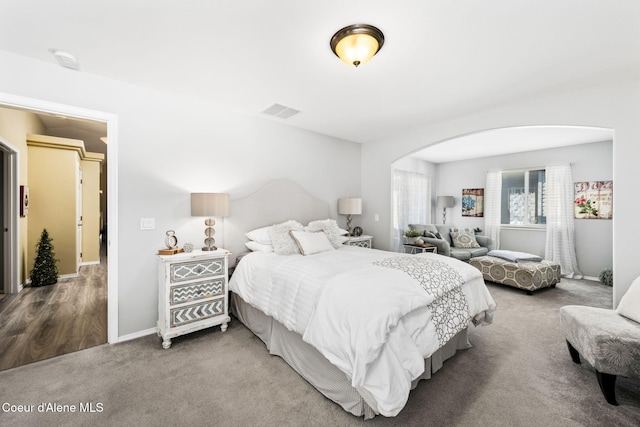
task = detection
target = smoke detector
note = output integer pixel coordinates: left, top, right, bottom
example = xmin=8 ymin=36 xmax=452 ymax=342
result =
xmin=49 ymin=49 xmax=79 ymax=70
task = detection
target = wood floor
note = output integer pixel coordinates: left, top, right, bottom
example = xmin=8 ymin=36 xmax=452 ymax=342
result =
xmin=0 ymin=252 xmax=107 ymax=371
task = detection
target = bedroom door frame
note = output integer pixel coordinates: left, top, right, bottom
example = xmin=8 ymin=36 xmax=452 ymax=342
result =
xmin=0 ymin=137 xmax=19 ymax=295
xmin=0 ymin=92 xmax=119 ymax=344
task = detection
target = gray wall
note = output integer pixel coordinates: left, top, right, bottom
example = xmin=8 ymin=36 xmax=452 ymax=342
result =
xmin=434 ymin=140 xmax=613 ymax=279
xmin=360 ymin=77 xmax=640 ymax=307
xmin=0 ymin=50 xmax=361 ymax=337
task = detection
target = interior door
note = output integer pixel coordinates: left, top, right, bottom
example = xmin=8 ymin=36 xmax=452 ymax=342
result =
xmin=76 ymin=160 xmax=83 ymax=271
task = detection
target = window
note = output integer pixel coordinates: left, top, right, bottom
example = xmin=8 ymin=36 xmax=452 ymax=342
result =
xmin=392 ymin=169 xmax=430 ymax=251
xmin=500 ymin=169 xmax=546 ymax=225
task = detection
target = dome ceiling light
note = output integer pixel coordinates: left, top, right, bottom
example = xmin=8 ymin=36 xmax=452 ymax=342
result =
xmin=330 ymin=24 xmax=384 ymax=68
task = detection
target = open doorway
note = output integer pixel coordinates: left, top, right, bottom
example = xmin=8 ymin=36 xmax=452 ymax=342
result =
xmin=0 ymin=92 xmax=118 ymax=369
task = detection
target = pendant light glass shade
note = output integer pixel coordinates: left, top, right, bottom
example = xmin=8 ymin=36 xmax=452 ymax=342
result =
xmin=330 ymin=24 xmax=384 ymax=67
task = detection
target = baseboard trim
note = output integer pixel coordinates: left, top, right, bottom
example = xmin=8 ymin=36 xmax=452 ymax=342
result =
xmin=117 ymin=327 xmax=157 ymax=343
xmin=80 ymin=261 xmax=100 ymax=266
xmin=583 ymin=275 xmax=599 ymax=282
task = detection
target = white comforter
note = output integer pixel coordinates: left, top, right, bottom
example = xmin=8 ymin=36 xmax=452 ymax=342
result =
xmin=229 ymin=246 xmax=496 ymax=416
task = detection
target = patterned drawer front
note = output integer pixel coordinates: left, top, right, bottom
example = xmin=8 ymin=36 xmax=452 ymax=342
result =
xmin=170 ymin=279 xmax=225 ymax=305
xmin=170 ymin=298 xmax=224 ymax=327
xmin=349 ymin=239 xmax=371 ymax=248
xmin=170 ymin=258 xmax=224 ymax=283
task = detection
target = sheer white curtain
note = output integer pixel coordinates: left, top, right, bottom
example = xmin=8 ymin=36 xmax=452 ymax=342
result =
xmin=392 ymin=170 xmax=430 ymax=252
xmin=545 ymin=163 xmax=582 ymax=278
xmin=484 ymin=170 xmax=502 ymax=250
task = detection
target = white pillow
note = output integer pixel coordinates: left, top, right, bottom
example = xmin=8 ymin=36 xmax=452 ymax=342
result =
xmin=290 ymin=230 xmax=335 ymax=256
xmin=245 ymin=241 xmax=274 ymax=253
xmin=245 ymin=226 xmax=273 ymax=245
xmin=268 ymin=220 xmax=304 ymax=255
xmin=616 ymin=275 xmax=640 ymax=323
xmin=306 ymin=219 xmax=344 ymax=249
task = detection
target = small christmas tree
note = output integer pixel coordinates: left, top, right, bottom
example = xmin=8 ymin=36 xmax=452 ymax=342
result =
xmin=30 ymin=229 xmax=59 ymax=287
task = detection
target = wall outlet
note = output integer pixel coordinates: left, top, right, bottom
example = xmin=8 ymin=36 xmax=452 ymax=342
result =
xmin=374 ymin=214 xmax=379 ymax=222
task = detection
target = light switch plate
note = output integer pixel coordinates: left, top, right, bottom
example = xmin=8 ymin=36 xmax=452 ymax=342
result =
xmin=140 ymin=218 xmax=155 ymax=230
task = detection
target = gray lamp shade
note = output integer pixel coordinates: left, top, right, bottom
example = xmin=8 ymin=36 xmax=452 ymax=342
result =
xmin=437 ymin=196 xmax=455 ymax=208
xmin=338 ymin=198 xmax=362 ymax=215
xmin=191 ymin=193 xmax=230 ymax=217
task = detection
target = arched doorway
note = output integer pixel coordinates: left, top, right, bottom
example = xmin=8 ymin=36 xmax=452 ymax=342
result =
xmin=392 ymin=125 xmax=613 ymax=280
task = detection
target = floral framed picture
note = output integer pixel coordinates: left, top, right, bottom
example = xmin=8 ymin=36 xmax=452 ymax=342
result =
xmin=461 ymin=188 xmax=484 ymax=217
xmin=574 ymin=181 xmax=612 ymax=219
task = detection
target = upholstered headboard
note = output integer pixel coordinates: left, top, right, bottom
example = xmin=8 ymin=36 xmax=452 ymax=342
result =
xmin=224 ymin=179 xmax=330 ymax=263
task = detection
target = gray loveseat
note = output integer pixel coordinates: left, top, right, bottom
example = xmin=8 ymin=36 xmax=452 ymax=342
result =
xmin=408 ymin=224 xmax=492 ymax=261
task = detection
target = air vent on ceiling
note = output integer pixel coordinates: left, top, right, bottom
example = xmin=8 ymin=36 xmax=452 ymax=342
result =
xmin=261 ymin=103 xmax=300 ymax=119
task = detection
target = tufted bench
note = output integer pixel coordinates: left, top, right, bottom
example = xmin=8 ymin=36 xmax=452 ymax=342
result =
xmin=469 ymin=255 xmax=561 ymax=294
xmin=560 ymin=305 xmax=640 ymax=405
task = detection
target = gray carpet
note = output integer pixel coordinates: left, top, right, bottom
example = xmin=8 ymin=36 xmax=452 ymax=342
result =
xmin=1 ymin=279 xmax=638 ymax=426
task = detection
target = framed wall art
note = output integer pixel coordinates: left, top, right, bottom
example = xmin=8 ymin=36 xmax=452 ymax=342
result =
xmin=461 ymin=188 xmax=484 ymax=217
xmin=574 ymin=181 xmax=612 ymax=219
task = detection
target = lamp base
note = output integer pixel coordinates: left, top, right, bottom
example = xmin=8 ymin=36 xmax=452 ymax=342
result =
xmin=203 ymin=218 xmax=217 ymax=251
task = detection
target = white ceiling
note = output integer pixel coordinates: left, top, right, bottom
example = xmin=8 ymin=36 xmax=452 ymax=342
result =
xmin=1 ymin=1 xmax=639 ymax=147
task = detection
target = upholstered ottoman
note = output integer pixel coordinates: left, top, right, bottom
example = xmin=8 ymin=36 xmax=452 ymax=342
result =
xmin=469 ymin=255 xmax=561 ymax=294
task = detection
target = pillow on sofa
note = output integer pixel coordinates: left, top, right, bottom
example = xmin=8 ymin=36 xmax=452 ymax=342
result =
xmin=409 ymin=224 xmax=442 ymax=239
xmin=450 ymin=228 xmax=480 ymax=248
xmin=424 ymin=231 xmax=443 ymax=239
xmin=616 ymin=275 xmax=640 ymax=323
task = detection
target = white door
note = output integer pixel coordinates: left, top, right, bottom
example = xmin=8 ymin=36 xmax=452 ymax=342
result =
xmin=76 ymin=161 xmax=83 ymax=271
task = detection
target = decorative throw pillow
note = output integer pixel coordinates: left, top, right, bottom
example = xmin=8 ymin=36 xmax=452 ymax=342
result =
xmin=290 ymin=230 xmax=335 ymax=256
xmin=268 ymin=220 xmax=304 ymax=255
xmin=616 ymin=275 xmax=640 ymax=323
xmin=450 ymin=228 xmax=480 ymax=248
xmin=306 ymin=219 xmax=344 ymax=248
xmin=424 ymin=231 xmax=443 ymax=239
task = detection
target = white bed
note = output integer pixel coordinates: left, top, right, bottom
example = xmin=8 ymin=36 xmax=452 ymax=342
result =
xmin=225 ymin=180 xmax=496 ymax=419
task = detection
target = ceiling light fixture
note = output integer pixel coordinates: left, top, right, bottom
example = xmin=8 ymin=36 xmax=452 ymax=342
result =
xmin=330 ymin=24 xmax=384 ymax=68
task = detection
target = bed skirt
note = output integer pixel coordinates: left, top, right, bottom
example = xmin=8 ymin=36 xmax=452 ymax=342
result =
xmin=230 ymin=292 xmax=472 ymax=419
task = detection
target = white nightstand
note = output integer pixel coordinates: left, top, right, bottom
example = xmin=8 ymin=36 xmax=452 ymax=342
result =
xmin=344 ymin=235 xmax=373 ymax=249
xmin=403 ymin=244 xmax=437 ymax=254
xmin=157 ymin=249 xmax=231 ymax=349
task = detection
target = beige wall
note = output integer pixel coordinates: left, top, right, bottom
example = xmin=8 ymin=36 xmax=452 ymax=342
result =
xmin=0 ymin=107 xmax=45 ymax=284
xmin=28 ymin=144 xmax=79 ymax=276
xmin=81 ymin=157 xmax=103 ymax=263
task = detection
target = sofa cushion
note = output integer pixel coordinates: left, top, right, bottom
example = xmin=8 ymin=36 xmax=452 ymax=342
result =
xmin=452 ymin=247 xmax=488 ymax=258
xmin=450 ymin=228 xmax=481 ymax=248
xmin=450 ymin=249 xmax=472 ymax=261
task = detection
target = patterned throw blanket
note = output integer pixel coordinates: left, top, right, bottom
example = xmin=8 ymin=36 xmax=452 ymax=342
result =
xmin=373 ymin=257 xmax=470 ymax=347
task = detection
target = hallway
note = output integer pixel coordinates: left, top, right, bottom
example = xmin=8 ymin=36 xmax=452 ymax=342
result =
xmin=0 ymin=251 xmax=107 ymax=371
